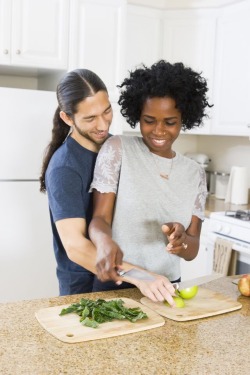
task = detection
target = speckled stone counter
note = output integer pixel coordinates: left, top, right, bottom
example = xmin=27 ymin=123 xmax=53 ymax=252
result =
xmin=0 ymin=276 xmax=249 ymax=375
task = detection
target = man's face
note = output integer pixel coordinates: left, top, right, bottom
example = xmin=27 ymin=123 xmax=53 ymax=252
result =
xmin=70 ymin=90 xmax=113 ymax=150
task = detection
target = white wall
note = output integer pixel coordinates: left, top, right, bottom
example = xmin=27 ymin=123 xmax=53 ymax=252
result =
xmin=174 ymin=134 xmax=250 ymax=189
xmin=197 ymin=135 xmax=250 ymax=186
xmin=173 ymin=133 xmax=198 ymax=154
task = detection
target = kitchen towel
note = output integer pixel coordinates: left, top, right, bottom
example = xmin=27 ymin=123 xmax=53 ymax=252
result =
xmin=213 ymin=238 xmax=234 ymax=276
xmin=225 ymin=166 xmax=249 ymax=205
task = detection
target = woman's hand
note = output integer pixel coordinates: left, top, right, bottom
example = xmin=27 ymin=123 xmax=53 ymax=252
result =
xmin=162 ymin=217 xmax=202 ymax=261
xmin=121 ymin=271 xmax=176 ymax=306
xmin=162 ymin=222 xmax=188 ymax=255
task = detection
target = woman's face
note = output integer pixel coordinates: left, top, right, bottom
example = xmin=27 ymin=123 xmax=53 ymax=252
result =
xmin=140 ymin=96 xmax=182 ymax=157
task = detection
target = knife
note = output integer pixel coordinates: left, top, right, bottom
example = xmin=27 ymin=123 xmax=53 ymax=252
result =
xmin=172 ymin=272 xmax=224 ymax=291
xmin=118 ymin=268 xmax=223 ymax=288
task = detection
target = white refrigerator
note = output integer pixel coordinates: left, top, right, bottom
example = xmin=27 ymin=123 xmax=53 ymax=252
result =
xmin=0 ymin=87 xmax=59 ymax=302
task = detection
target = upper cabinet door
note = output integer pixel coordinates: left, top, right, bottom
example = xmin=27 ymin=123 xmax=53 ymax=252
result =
xmin=125 ymin=5 xmax=162 ymax=72
xmin=212 ymin=1 xmax=250 ymax=136
xmin=122 ymin=5 xmax=163 ymax=133
xmin=0 ymin=0 xmax=11 ymax=64
xmin=162 ymin=10 xmax=217 ymax=135
xmin=1 ymin=0 xmax=70 ymax=69
xmin=69 ymin=0 xmax=126 ymax=101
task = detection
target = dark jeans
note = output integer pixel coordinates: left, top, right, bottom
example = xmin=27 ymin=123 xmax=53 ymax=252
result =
xmin=58 ymin=268 xmax=134 ymax=296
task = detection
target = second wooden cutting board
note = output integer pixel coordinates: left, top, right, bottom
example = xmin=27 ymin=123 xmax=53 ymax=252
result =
xmin=140 ymin=288 xmax=242 ymax=321
xmin=35 ymin=297 xmax=165 ymax=343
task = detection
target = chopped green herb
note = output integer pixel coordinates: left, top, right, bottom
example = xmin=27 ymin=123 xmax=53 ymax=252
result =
xmin=59 ymin=298 xmax=148 ymax=328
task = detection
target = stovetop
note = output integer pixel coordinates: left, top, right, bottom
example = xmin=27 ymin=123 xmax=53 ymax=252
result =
xmin=225 ymin=210 xmax=250 ymax=221
xmin=210 ymin=210 xmax=250 ymax=227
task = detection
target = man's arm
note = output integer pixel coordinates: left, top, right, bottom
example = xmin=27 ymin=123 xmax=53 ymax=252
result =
xmin=56 ymin=217 xmax=97 ymax=274
xmin=56 ymin=216 xmax=175 ymax=305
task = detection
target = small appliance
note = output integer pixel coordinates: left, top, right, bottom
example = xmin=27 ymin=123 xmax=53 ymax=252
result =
xmin=185 ymin=153 xmax=211 ymax=190
xmin=185 ymin=153 xmax=210 ymax=169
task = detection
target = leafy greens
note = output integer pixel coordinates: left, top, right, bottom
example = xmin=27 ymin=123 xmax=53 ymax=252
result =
xmin=59 ymin=298 xmax=148 ymax=328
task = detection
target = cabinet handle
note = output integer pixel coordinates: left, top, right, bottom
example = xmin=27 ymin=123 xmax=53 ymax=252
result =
xmin=3 ymin=49 xmax=9 ymax=54
xmin=16 ymin=49 xmax=21 ymax=55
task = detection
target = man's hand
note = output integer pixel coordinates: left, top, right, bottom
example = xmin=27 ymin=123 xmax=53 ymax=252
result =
xmin=96 ymin=239 xmax=124 ymax=283
xmin=162 ymin=222 xmax=188 ymax=255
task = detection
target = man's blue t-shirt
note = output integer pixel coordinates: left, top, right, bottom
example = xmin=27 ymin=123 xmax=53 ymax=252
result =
xmin=45 ymin=136 xmax=134 ymax=295
xmin=45 ymin=136 xmax=97 ymax=295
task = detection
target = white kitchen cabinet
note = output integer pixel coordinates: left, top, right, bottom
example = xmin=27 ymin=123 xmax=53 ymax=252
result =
xmin=0 ymin=0 xmax=70 ymax=69
xmin=122 ymin=4 xmax=163 ymax=133
xmin=163 ymin=10 xmax=217 ymax=135
xmin=0 ymin=0 xmax=11 ymax=65
xmin=212 ymin=0 xmax=250 ymax=136
xmin=181 ymin=218 xmax=211 ymax=281
xmin=68 ymin=0 xmax=126 ymax=102
xmin=125 ymin=5 xmax=162 ymax=72
xmin=123 ymin=5 xmax=217 ymax=135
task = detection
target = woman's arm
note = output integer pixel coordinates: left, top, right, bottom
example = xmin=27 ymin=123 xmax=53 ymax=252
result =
xmin=88 ymin=190 xmax=124 ymax=283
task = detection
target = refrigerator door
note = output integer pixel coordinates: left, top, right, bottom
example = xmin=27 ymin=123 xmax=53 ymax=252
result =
xmin=0 ymin=87 xmax=57 ymax=179
xmin=0 ymin=181 xmax=58 ymax=303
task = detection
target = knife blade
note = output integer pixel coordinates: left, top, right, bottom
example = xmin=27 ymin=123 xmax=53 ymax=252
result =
xmin=172 ymin=272 xmax=223 ymax=291
xmin=117 ymin=269 xmax=223 ymax=289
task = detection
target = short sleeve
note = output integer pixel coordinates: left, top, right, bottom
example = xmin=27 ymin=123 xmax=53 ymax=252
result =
xmin=46 ymin=166 xmax=86 ymax=222
xmin=89 ymin=135 xmax=122 ymax=193
xmin=192 ymin=166 xmax=208 ymax=221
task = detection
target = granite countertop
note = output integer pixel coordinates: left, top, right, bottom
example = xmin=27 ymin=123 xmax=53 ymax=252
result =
xmin=0 ymin=276 xmax=250 ymax=375
xmin=205 ymin=194 xmax=250 ymax=218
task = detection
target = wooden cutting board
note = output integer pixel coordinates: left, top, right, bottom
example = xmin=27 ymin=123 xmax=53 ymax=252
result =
xmin=140 ymin=288 xmax=242 ymax=322
xmin=35 ymin=297 xmax=165 ymax=343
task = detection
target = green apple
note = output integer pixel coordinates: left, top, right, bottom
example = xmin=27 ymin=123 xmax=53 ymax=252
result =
xmin=178 ymin=285 xmax=198 ymax=299
xmin=164 ymin=296 xmax=185 ymax=308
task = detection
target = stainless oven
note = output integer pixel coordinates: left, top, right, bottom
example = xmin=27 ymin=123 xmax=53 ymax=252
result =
xmin=207 ymin=210 xmax=250 ymax=275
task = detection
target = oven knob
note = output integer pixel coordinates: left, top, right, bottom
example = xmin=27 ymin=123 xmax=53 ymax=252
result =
xmin=215 ymin=223 xmax=222 ymax=232
xmin=222 ymin=226 xmax=231 ymax=235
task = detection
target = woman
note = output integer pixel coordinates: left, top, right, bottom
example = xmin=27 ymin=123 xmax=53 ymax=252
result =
xmin=89 ymin=60 xmax=210 ymax=301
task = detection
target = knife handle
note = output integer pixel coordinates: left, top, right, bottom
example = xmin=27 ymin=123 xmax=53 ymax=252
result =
xmin=172 ymin=283 xmax=180 ymax=291
xmin=117 ymin=269 xmax=126 ymax=277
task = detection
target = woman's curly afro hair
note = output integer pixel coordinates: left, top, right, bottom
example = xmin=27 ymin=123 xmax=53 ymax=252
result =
xmin=118 ymin=60 xmax=212 ymax=130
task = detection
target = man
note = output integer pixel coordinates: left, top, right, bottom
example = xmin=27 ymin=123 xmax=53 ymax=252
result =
xmin=40 ymin=69 xmax=115 ymax=295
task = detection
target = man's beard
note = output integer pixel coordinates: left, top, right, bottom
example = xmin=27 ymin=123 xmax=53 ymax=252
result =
xmin=73 ymin=123 xmax=108 ymax=146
